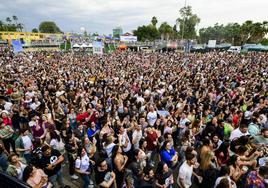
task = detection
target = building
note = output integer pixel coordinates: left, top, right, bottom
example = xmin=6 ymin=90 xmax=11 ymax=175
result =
xmin=113 ymin=27 xmax=123 ymax=38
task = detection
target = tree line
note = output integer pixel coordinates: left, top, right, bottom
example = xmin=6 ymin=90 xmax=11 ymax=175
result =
xmin=0 ymin=16 xmax=62 ymax=34
xmin=1 ymin=11 xmax=267 ymax=45
xmin=0 ymin=16 xmax=24 ymax=32
xmin=133 ymin=6 xmax=268 ymax=45
xmin=199 ymin=21 xmax=268 ymax=45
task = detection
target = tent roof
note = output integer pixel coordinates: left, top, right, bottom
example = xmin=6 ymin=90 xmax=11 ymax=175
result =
xmin=73 ymin=44 xmax=80 ymax=48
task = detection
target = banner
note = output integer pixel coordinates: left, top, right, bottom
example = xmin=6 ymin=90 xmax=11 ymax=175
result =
xmin=11 ymin=40 xmax=23 ymax=53
xmin=207 ymin=40 xmax=216 ymax=48
xmin=92 ymin=41 xmax=103 ymax=54
xmin=167 ymin=42 xmax=177 ymax=49
xmin=120 ymin=36 xmax=137 ymax=42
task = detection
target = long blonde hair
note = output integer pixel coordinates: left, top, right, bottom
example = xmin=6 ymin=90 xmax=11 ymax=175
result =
xmin=200 ymin=151 xmax=213 ymax=170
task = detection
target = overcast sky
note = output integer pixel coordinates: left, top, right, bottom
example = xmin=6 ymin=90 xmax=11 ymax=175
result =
xmin=0 ymin=0 xmax=267 ymax=35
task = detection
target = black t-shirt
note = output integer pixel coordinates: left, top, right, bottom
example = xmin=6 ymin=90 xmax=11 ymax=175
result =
xmin=40 ymin=149 xmax=62 ymax=177
xmin=95 ymin=169 xmax=113 ymax=188
xmin=139 ymin=179 xmax=155 ymax=188
xmin=155 ymin=169 xmax=173 ymax=186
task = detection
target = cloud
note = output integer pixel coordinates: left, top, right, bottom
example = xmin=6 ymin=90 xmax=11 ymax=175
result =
xmin=0 ymin=0 xmax=267 ymax=34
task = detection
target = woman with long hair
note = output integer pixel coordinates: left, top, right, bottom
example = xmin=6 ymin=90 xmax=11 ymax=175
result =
xmin=227 ymin=155 xmax=247 ymax=183
xmin=75 ymin=148 xmax=94 ymax=188
xmin=199 ymin=138 xmax=213 ymax=164
xmin=155 ymin=161 xmax=174 ymax=188
xmin=67 ymin=108 xmax=77 ymax=130
xmin=111 ymin=144 xmax=128 ymax=188
xmin=99 ymin=120 xmax=114 ymax=141
xmin=65 ymin=133 xmax=79 ymax=180
xmin=31 ymin=116 xmax=46 ymax=140
xmin=139 ymin=138 xmax=149 ymax=169
xmin=215 ymin=141 xmax=230 ymax=166
xmin=200 ymin=151 xmax=219 ymax=188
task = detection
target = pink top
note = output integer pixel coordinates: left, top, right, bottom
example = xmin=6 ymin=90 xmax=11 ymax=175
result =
xmin=27 ymin=169 xmax=47 ymax=188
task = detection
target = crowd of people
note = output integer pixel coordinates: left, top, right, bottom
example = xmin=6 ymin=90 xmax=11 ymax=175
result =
xmin=0 ymin=46 xmax=267 ymax=188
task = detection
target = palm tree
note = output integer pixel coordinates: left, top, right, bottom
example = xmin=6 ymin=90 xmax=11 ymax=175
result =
xmin=0 ymin=20 xmax=3 ymax=31
xmin=6 ymin=17 xmax=11 ymax=23
xmin=241 ymin=20 xmax=253 ymax=44
xmin=17 ymin=23 xmax=23 ymax=32
xmin=151 ymin=16 xmax=158 ymax=27
xmin=262 ymin=21 xmax=268 ymax=33
xmin=159 ymin=22 xmax=173 ymax=40
xmin=12 ymin=15 xmax=18 ymax=29
xmin=12 ymin=15 xmax=18 ymax=23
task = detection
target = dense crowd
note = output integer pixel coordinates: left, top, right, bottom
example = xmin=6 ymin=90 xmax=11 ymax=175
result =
xmin=0 ymin=46 xmax=267 ymax=188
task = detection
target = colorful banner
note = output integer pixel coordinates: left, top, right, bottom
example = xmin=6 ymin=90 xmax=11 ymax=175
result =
xmin=11 ymin=40 xmax=23 ymax=53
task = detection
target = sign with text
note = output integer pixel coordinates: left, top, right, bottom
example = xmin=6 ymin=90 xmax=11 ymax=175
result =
xmin=92 ymin=41 xmax=103 ymax=54
xmin=207 ymin=40 xmax=217 ymax=48
xmin=120 ymin=36 xmax=137 ymax=42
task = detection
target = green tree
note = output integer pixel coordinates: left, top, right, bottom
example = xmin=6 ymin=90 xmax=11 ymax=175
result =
xmin=240 ymin=20 xmax=254 ymax=44
xmin=250 ymin=22 xmax=267 ymax=43
xmin=0 ymin=20 xmax=4 ymax=31
xmin=6 ymin=17 xmax=11 ymax=24
xmin=151 ymin=16 xmax=158 ymax=27
xmin=133 ymin=25 xmax=159 ymax=41
xmin=199 ymin=23 xmax=242 ymax=45
xmin=32 ymin=28 xmax=38 ymax=33
xmin=12 ymin=15 xmax=18 ymax=25
xmin=176 ymin=6 xmax=200 ymax=39
xmin=261 ymin=38 xmax=268 ymax=45
xmin=92 ymin=32 xmax=99 ymax=37
xmin=240 ymin=20 xmax=268 ymax=44
xmin=0 ymin=15 xmax=23 ymax=31
xmin=83 ymin=30 xmax=88 ymax=37
xmin=223 ymin=23 xmax=242 ymax=45
xmin=39 ymin=21 xmax=62 ymax=33
xmin=158 ymin=22 xmax=174 ymax=40
xmin=16 ymin=23 xmax=23 ymax=32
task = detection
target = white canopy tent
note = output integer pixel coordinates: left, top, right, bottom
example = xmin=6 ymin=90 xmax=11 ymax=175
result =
xmin=72 ymin=43 xmax=80 ymax=48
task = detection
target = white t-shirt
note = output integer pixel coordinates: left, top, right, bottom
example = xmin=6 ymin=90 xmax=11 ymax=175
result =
xmin=229 ymin=128 xmax=249 ymax=141
xmin=104 ymin=143 xmax=116 ymax=157
xmin=178 ymin=161 xmax=193 ymax=188
xmin=132 ymin=129 xmax=142 ymax=149
xmin=50 ymin=139 xmax=59 ymax=150
xmin=179 ymin=118 xmax=190 ymax=135
xmin=25 ymin=91 xmax=35 ymax=98
xmin=4 ymin=101 xmax=13 ymax=111
xmin=30 ymin=101 xmax=41 ymax=110
xmin=244 ymin=111 xmax=253 ymax=120
xmin=75 ymin=155 xmax=90 ymax=173
xmin=16 ymin=162 xmax=27 ymax=180
xmin=147 ymin=111 xmax=157 ymax=126
xmin=136 ymin=96 xmax=145 ymax=104
xmin=121 ymin=131 xmax=131 ymax=152
xmin=21 ymin=135 xmax=33 ymax=154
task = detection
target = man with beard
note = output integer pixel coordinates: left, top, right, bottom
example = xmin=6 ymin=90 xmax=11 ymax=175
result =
xmin=253 ymin=128 xmax=268 ymax=146
xmin=139 ymin=165 xmax=155 ymax=188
